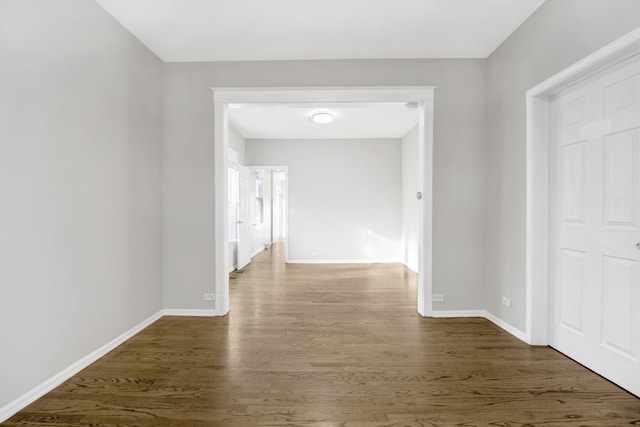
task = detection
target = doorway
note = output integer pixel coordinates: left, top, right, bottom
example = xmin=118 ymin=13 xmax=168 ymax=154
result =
xmin=212 ymin=87 xmax=436 ymax=317
xmin=271 ymin=170 xmax=286 ymax=245
xmin=228 ymin=164 xmax=288 ymax=272
xmin=526 ymin=28 xmax=640 ymax=396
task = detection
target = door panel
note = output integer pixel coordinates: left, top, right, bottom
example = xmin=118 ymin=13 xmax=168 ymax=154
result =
xmin=550 ymin=57 xmax=640 ymax=397
xmin=558 ymin=249 xmax=586 ymax=333
xmin=236 ymin=165 xmax=252 ymax=270
xmin=561 ymin=142 xmax=586 ymax=223
xmin=604 ymin=131 xmax=636 ymax=225
xmin=602 ymin=256 xmax=638 ymax=357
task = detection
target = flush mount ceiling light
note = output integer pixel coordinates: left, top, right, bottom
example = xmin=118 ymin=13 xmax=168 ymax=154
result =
xmin=310 ymin=111 xmax=335 ymax=124
xmin=405 ymin=101 xmax=419 ymax=110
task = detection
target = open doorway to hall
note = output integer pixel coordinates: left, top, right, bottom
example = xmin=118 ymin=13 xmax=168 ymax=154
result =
xmin=213 ymin=87 xmax=435 ymax=316
xmin=227 ymin=158 xmax=287 ymax=275
xmin=225 ymin=101 xmax=422 ymax=297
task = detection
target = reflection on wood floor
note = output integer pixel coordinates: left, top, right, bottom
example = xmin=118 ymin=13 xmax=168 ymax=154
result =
xmin=4 ymin=241 xmax=639 ymax=426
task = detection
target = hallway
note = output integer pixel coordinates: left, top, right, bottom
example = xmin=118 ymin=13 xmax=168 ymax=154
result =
xmin=3 ymin=243 xmax=639 ymax=425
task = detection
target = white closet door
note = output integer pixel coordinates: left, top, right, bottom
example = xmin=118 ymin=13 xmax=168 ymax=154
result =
xmin=550 ymin=57 xmax=640 ymax=397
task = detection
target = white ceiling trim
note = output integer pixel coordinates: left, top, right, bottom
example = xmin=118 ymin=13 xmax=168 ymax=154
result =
xmin=212 ymin=86 xmax=437 ymax=104
xmin=216 ymin=87 xmax=434 ymax=139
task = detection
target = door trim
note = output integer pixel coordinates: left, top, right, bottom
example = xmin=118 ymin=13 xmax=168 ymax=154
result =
xmin=525 ymin=27 xmax=640 ymax=345
xmin=212 ymin=86 xmax=436 ymax=317
xmin=247 ymin=165 xmax=289 ymax=262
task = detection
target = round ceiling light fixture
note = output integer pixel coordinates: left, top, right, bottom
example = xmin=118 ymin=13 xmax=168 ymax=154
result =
xmin=405 ymin=101 xmax=419 ymax=110
xmin=310 ymin=111 xmax=335 ymax=124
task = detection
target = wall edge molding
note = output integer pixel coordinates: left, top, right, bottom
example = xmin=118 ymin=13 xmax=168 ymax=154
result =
xmin=432 ymin=309 xmax=486 ymax=318
xmin=483 ymin=311 xmax=529 ymax=343
xmin=163 ymin=309 xmax=217 ymax=317
xmin=432 ymin=310 xmax=528 ymax=343
xmin=0 ymin=310 xmax=164 ymax=423
xmin=287 ymin=259 xmax=402 ymax=264
xmin=401 ymin=261 xmax=418 ymax=273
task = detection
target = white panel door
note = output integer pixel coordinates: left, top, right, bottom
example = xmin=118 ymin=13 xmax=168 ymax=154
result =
xmin=236 ymin=165 xmax=252 ymax=270
xmin=550 ymin=57 xmax=640 ymax=397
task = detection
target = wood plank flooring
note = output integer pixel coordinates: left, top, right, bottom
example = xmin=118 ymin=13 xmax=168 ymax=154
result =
xmin=4 ymin=242 xmax=639 ymax=426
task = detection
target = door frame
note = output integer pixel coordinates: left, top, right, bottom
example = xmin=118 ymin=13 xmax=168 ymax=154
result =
xmin=227 ymin=162 xmax=238 ymax=273
xmin=234 ymin=163 xmax=253 ymax=271
xmin=269 ymin=169 xmax=287 ymax=246
xmin=248 ymin=165 xmax=289 ymax=261
xmin=211 ymin=86 xmax=436 ymax=316
xmin=525 ymin=27 xmax=640 ymax=345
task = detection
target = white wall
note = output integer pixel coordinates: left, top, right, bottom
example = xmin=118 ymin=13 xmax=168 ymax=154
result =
xmin=163 ymin=59 xmax=487 ymax=310
xmin=245 ymin=139 xmax=402 ymax=262
xmin=228 ymin=125 xmax=245 ymax=164
xmin=485 ymin=0 xmax=640 ymax=331
xmin=0 ymin=0 xmax=163 ymax=410
xmin=272 ymin=171 xmax=287 ymax=242
xmin=401 ymin=126 xmax=419 ymax=272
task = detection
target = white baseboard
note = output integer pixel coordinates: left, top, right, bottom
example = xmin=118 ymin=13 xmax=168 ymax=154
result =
xmin=163 ymin=309 xmax=217 ymax=317
xmin=250 ymin=245 xmax=270 ymax=259
xmin=287 ymin=259 xmax=401 ymax=264
xmin=432 ymin=309 xmax=486 ymax=318
xmin=402 ymin=262 xmax=418 ymax=273
xmin=432 ymin=309 xmax=528 ymax=343
xmin=483 ymin=311 xmax=529 ymax=343
xmin=0 ymin=310 xmax=164 ymax=423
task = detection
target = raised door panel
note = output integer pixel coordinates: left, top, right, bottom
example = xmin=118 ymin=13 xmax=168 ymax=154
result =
xmin=604 ymin=75 xmax=635 ymax=114
xmin=604 ymin=131 xmax=638 ymax=227
xmin=602 ymin=256 xmax=640 ymax=360
xmin=559 ymin=249 xmax=587 ymax=334
xmin=561 ymin=142 xmax=587 ymax=224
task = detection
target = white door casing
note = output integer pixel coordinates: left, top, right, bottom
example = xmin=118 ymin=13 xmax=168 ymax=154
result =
xmin=549 ymin=57 xmax=640 ymax=397
xmin=212 ymin=87 xmax=436 ymax=317
xmin=236 ymin=164 xmax=252 ymax=270
xmin=271 ymin=171 xmax=285 ymax=244
xmin=227 ymin=165 xmax=238 ymax=272
xmin=526 ymin=28 xmax=640 ymax=347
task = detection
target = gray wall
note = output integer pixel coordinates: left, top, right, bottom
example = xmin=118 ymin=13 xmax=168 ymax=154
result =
xmin=0 ymin=0 xmax=163 ymax=408
xmin=163 ymin=59 xmax=487 ymax=311
xmin=485 ymin=0 xmax=640 ymax=331
xmin=246 ymin=139 xmax=402 ymax=262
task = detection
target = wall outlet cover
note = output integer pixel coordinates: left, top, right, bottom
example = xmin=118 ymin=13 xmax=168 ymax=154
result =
xmin=502 ymin=296 xmax=511 ymax=308
xmin=432 ymin=294 xmax=444 ymax=302
xmin=203 ymin=293 xmax=215 ymax=301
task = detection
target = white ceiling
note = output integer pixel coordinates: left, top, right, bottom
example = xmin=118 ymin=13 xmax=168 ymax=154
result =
xmin=95 ymin=0 xmax=546 ymax=62
xmin=229 ymin=103 xmax=419 ymax=139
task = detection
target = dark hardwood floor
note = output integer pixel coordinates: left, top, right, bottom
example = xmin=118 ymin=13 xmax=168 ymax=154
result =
xmin=3 ymin=242 xmax=639 ymax=426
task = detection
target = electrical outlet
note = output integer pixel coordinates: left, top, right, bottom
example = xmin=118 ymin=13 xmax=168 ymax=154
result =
xmin=311 ymin=251 xmax=319 ymax=257
xmin=432 ymin=294 xmax=444 ymax=302
xmin=203 ymin=293 xmax=215 ymax=301
xmin=502 ymin=296 xmax=511 ymax=308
